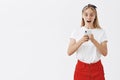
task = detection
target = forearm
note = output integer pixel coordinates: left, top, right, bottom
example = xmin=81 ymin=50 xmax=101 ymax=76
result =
xmin=68 ymin=40 xmax=83 ymax=56
xmin=91 ymin=39 xmax=107 ymax=56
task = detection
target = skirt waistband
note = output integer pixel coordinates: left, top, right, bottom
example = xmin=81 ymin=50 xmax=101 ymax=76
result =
xmin=77 ymin=60 xmax=102 ymax=66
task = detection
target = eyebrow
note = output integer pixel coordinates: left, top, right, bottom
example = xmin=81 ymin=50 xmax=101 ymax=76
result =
xmin=84 ymin=12 xmax=95 ymax=14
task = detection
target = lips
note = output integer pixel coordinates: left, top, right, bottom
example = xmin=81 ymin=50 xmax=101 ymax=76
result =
xmin=87 ymin=20 xmax=91 ymax=23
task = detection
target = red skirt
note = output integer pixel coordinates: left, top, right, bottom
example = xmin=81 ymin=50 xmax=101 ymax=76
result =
xmin=74 ymin=60 xmax=105 ymax=80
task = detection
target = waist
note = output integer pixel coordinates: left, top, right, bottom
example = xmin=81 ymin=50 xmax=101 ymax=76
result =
xmin=77 ymin=60 xmax=102 ymax=66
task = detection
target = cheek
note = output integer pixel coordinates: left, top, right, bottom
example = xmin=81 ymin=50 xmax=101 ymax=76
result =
xmin=82 ymin=16 xmax=87 ymax=20
xmin=93 ymin=15 xmax=96 ymax=19
xmin=92 ymin=16 xmax=96 ymax=21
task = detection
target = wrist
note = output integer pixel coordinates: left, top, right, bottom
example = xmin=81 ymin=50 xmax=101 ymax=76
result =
xmin=78 ymin=39 xmax=84 ymax=45
xmin=91 ymin=38 xmax=95 ymax=42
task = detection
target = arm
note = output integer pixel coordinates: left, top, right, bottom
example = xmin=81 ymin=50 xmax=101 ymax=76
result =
xmin=67 ymin=35 xmax=89 ymax=56
xmin=89 ymin=34 xmax=108 ymax=56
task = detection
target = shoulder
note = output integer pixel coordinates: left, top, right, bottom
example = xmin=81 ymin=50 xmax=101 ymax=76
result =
xmin=71 ymin=27 xmax=83 ymax=34
xmin=99 ymin=28 xmax=107 ymax=34
xmin=96 ymin=28 xmax=107 ymax=38
xmin=95 ymin=28 xmax=106 ymax=33
xmin=70 ymin=26 xmax=84 ymax=39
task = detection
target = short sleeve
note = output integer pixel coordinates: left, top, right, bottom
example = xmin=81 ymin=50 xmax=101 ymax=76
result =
xmin=70 ymin=29 xmax=78 ymax=39
xmin=100 ymin=30 xmax=108 ymax=43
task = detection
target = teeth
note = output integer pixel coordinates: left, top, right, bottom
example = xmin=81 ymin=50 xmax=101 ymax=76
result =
xmin=87 ymin=21 xmax=91 ymax=22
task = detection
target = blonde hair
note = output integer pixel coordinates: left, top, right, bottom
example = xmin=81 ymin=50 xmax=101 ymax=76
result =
xmin=81 ymin=4 xmax=101 ymax=29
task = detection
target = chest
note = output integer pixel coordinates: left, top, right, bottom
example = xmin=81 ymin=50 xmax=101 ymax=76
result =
xmin=75 ymin=30 xmax=102 ymax=45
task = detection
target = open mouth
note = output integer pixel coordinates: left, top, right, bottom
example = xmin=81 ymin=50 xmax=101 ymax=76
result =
xmin=87 ymin=20 xmax=91 ymax=23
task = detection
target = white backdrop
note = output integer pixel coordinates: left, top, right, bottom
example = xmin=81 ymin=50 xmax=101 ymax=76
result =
xmin=0 ymin=0 xmax=120 ymax=80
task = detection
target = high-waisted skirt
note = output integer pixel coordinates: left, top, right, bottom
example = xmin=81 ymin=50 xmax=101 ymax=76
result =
xmin=74 ymin=60 xmax=105 ymax=80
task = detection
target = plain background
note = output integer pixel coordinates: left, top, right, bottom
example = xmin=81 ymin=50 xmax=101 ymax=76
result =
xmin=0 ymin=0 xmax=120 ymax=80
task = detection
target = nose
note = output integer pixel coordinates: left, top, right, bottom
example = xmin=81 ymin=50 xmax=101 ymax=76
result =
xmin=87 ymin=15 xmax=91 ymax=19
xmin=86 ymin=16 xmax=92 ymax=21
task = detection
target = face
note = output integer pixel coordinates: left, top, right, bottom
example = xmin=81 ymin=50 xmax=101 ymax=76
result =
xmin=82 ymin=8 xmax=96 ymax=24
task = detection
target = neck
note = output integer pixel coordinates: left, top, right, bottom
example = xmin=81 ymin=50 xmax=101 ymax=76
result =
xmin=85 ymin=24 xmax=94 ymax=29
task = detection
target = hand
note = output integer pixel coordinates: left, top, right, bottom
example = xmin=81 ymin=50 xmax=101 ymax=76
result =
xmin=88 ymin=34 xmax=95 ymax=41
xmin=80 ymin=35 xmax=89 ymax=43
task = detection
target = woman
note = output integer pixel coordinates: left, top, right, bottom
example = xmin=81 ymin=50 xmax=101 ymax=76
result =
xmin=67 ymin=4 xmax=108 ymax=80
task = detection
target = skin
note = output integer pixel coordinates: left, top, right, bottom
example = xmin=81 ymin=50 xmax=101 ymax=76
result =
xmin=67 ymin=8 xmax=108 ymax=56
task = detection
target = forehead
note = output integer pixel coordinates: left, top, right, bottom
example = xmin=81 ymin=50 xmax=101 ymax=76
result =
xmin=83 ymin=8 xmax=95 ymax=14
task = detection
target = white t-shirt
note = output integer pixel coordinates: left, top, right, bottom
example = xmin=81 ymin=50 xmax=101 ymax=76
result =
xmin=70 ymin=26 xmax=108 ymax=64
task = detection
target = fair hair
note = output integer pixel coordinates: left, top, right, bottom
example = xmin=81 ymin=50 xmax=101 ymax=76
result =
xmin=81 ymin=4 xmax=101 ymax=29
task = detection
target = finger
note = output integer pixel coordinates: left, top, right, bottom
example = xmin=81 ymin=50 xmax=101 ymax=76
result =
xmin=90 ymin=34 xmax=93 ymax=36
xmin=84 ymin=35 xmax=88 ymax=37
xmin=85 ymin=38 xmax=89 ymax=41
xmin=85 ymin=36 xmax=89 ymax=39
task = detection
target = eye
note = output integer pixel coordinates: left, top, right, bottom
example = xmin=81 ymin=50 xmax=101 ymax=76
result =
xmin=84 ymin=13 xmax=88 ymax=17
xmin=90 ymin=13 xmax=94 ymax=17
